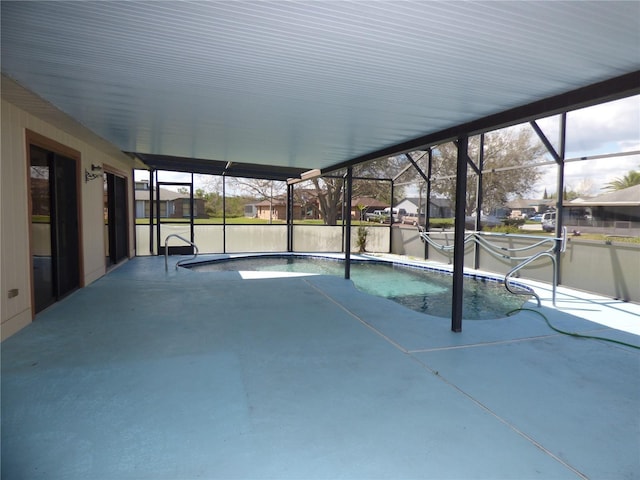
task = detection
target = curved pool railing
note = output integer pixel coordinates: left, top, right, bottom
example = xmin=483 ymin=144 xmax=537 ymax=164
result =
xmin=164 ymin=234 xmax=199 ymax=271
xmin=418 ymin=227 xmax=567 ymax=306
xmin=504 ymin=252 xmax=555 ymax=307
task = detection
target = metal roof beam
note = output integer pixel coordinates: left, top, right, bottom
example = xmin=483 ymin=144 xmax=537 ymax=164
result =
xmin=132 ymin=153 xmax=307 ymax=181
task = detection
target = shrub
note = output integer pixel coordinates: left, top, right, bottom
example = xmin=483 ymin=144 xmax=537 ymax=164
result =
xmin=429 ymin=219 xmax=454 ymax=230
xmin=483 ymin=224 xmax=521 ymax=234
xmin=356 ymin=225 xmax=368 ymax=252
xmin=502 ymin=218 xmax=526 ymax=227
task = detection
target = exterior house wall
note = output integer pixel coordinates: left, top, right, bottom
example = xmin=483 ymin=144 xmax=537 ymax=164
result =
xmin=134 ymin=195 xmax=206 ymax=219
xmin=396 ymin=199 xmax=419 ymax=214
xmin=302 ymin=204 xmax=321 ymax=220
xmin=1 ymin=93 xmax=137 ymax=340
xmin=351 ymin=198 xmax=388 ymax=220
xmin=256 ymin=203 xmax=307 ymax=221
xmin=149 ymin=201 xmax=170 ymax=218
xmin=396 ymin=198 xmax=454 ymax=218
xmin=430 ymin=203 xmax=453 ymax=218
xmin=257 ymin=204 xmax=287 ymax=220
xmin=592 ymin=206 xmax=639 ymax=226
xmin=172 ymin=198 xmax=206 ymax=219
xmin=245 ymin=204 xmax=258 ymax=218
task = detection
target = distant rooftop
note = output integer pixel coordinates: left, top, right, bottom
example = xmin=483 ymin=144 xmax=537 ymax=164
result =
xmin=568 ymin=184 xmax=640 ymax=206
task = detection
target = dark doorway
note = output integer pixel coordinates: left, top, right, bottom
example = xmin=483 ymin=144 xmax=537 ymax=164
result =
xmin=104 ymin=171 xmax=129 ymax=267
xmin=29 ymin=145 xmax=80 ymax=314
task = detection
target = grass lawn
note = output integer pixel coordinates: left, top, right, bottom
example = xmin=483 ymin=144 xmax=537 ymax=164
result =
xmin=566 ymin=233 xmax=640 ymax=244
xmin=508 ymin=229 xmax=640 ymax=244
xmin=134 ymin=217 xmax=638 ymax=243
xmin=136 ymin=217 xmax=278 ymax=225
xmin=135 ymin=217 xmax=387 ymax=226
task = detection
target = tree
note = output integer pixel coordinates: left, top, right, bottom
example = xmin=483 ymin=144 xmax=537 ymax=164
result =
xmin=356 ymin=203 xmax=368 ymax=221
xmin=311 ymin=177 xmax=343 ymax=225
xmin=231 ymin=178 xmax=287 ymax=223
xmin=430 ymin=128 xmax=546 ymax=215
xmin=603 ymin=168 xmax=640 ymax=191
xmin=307 ymin=156 xmax=411 ymax=226
xmin=195 ymin=188 xmax=222 ymax=217
xmin=352 ymin=155 xmax=410 ymax=202
xmin=547 ymin=188 xmax=581 ymax=202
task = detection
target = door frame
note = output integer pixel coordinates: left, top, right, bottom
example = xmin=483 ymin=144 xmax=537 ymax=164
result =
xmin=155 ymin=172 xmax=195 ymax=256
xmin=25 ymin=130 xmax=84 ymax=318
xmin=103 ymin=164 xmax=130 ymax=267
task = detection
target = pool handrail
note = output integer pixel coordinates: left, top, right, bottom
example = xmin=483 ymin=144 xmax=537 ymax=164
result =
xmin=164 ymin=234 xmax=199 ymax=271
xmin=504 ymin=251 xmax=556 ymax=307
xmin=418 ymin=228 xmax=567 ymax=306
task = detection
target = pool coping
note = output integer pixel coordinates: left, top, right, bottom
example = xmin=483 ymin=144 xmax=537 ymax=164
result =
xmin=180 ymin=251 xmax=640 ymax=336
xmin=182 ymin=251 xmax=532 ymax=291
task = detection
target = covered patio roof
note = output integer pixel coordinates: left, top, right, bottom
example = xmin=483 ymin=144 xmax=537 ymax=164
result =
xmin=1 ymin=1 xmax=639 ymax=178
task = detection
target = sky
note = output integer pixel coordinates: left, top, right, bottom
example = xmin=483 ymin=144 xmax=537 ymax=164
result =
xmin=137 ymin=94 xmax=640 ymax=199
xmin=533 ymin=94 xmax=639 ymax=198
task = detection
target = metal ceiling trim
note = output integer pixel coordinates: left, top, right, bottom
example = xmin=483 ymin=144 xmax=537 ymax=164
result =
xmin=132 ymin=152 xmax=308 ymax=182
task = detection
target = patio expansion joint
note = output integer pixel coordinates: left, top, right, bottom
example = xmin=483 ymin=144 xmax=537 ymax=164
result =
xmin=406 ymin=324 xmax=621 ymax=353
xmin=406 ymin=353 xmax=591 ymax=480
xmin=303 ymin=277 xmax=589 ymax=478
xmin=302 ymin=278 xmax=409 ymax=354
xmin=406 ymin=332 xmax=565 ymax=353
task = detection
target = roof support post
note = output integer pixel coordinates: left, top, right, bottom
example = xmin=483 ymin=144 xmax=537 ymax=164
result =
xmin=389 ymin=179 xmax=395 ymax=253
xmin=340 ymin=177 xmax=346 ymax=253
xmin=474 ymin=134 xmax=485 ymax=269
xmin=344 ymin=167 xmax=353 ymax=279
xmin=555 ymin=114 xmax=567 ymax=283
xmin=222 ymin=175 xmax=227 ymax=253
xmin=531 ymin=114 xmax=567 ymax=283
xmin=287 ymin=183 xmax=294 ymax=252
xmin=425 ymin=149 xmax=433 ymax=259
xmin=189 ymin=173 xmax=195 ymax=245
xmin=149 ymin=169 xmax=155 ymax=255
xmin=403 ymin=150 xmax=432 ymax=257
xmin=451 ymin=135 xmax=468 ymax=333
xmin=454 ymin=138 xmax=482 ymax=236
xmin=155 ymin=169 xmax=161 ymax=255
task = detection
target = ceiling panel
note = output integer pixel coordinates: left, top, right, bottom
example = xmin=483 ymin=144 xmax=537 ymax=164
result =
xmin=2 ymin=1 xmax=639 ymax=173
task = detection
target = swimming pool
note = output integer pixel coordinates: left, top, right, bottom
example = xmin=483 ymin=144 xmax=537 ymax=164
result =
xmin=186 ymin=255 xmax=531 ymax=320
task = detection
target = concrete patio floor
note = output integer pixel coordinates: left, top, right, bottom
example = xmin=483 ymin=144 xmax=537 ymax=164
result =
xmin=2 ymin=256 xmax=639 ymax=479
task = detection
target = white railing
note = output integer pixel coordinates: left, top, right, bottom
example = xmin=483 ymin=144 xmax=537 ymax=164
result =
xmin=418 ymin=227 xmax=567 ymax=306
xmin=164 ymin=234 xmax=199 ymax=271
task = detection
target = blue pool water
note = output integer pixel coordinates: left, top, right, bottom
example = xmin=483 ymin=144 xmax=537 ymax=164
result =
xmin=188 ymin=256 xmax=529 ymax=319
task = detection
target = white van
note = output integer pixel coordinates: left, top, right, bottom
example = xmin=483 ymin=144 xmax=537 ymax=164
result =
xmin=383 ymin=207 xmax=407 ymax=223
xmin=541 ymin=211 xmax=556 ymax=232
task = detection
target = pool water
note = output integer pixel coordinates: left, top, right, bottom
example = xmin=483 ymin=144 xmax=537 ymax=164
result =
xmin=189 ymin=256 xmax=528 ymax=320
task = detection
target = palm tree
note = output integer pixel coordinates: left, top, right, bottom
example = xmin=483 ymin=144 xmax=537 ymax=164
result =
xmin=603 ymin=169 xmax=640 ymax=191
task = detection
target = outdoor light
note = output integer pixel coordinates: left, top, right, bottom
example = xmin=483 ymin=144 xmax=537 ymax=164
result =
xmin=300 ymin=169 xmax=321 ymax=181
xmin=85 ymin=164 xmax=103 ymax=182
xmin=288 ymin=168 xmax=322 ymax=185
